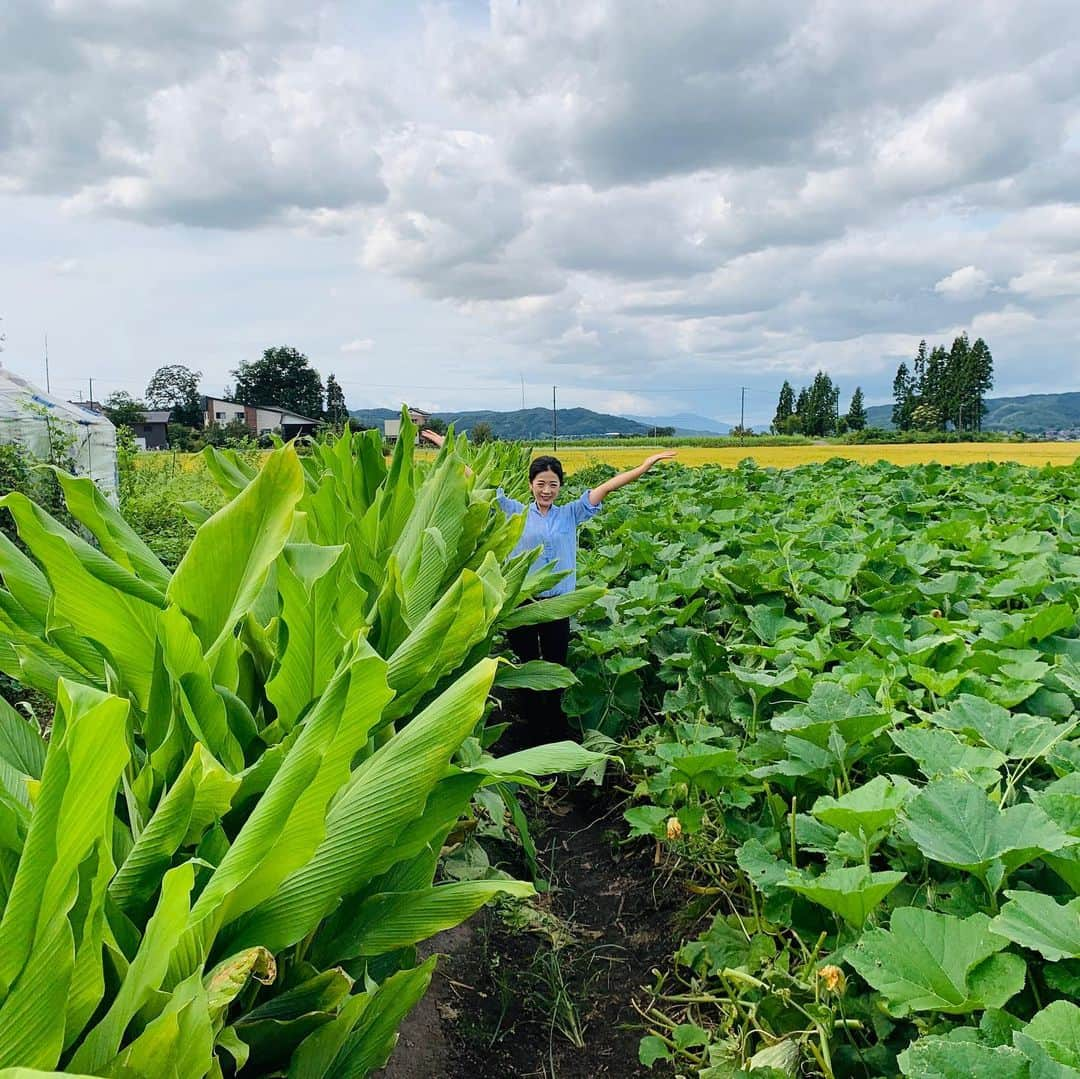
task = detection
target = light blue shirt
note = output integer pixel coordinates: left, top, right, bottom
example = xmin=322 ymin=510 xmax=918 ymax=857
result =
xmin=496 ymin=488 xmax=602 ymax=596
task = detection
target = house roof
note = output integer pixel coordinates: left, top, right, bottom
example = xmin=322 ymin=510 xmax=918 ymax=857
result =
xmin=141 ymin=410 xmax=173 ymax=424
xmin=256 ymin=406 xmax=320 ymax=424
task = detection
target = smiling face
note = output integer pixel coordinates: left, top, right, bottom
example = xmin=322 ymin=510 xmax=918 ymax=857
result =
xmin=530 ymin=468 xmax=561 ymax=508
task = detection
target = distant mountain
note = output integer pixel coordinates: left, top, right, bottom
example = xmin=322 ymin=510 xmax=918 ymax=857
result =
xmin=626 ymin=412 xmax=732 ymax=435
xmin=348 ymin=406 xmax=652 ymax=440
xmin=865 ymin=391 xmax=1080 ymax=433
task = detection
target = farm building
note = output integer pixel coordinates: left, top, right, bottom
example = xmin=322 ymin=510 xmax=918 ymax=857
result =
xmin=384 ymin=407 xmax=431 ymax=443
xmin=0 ymin=365 xmax=118 ymax=499
xmin=202 ymin=396 xmax=320 ymax=440
xmin=130 ymin=409 xmax=171 ymax=450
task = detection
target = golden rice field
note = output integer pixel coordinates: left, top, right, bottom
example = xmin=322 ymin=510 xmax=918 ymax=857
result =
xmin=145 ymin=441 xmax=1080 ymax=477
xmin=544 ymin=442 xmax=1080 ymax=471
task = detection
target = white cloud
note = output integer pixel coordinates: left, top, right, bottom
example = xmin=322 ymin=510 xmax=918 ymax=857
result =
xmin=341 ymin=337 xmax=375 ymax=353
xmin=934 ymin=266 xmax=993 ymax=301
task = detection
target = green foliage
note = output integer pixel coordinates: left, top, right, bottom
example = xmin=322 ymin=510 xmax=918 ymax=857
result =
xmin=890 ymin=335 xmax=996 ymax=433
xmin=324 ymin=373 xmax=347 ymax=427
xmin=0 ymin=420 xmax=604 ymax=1075
xmin=101 ymin=391 xmax=147 ymax=427
xmin=846 ymin=385 xmax=867 ymax=431
xmin=565 ymin=457 xmax=1080 ymax=1073
xmin=146 ymin=364 xmax=202 ymax=427
xmin=232 ymin=346 xmax=323 ymax=419
xmin=469 ymin=420 xmax=495 ymax=444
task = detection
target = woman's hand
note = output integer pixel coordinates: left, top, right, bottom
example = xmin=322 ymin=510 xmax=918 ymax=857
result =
xmin=420 ymin=429 xmax=445 ymax=447
xmin=641 ymin=450 xmax=677 ymax=471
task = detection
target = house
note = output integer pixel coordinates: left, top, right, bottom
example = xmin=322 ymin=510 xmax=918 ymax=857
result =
xmin=202 ymin=396 xmax=320 ymax=440
xmin=129 ymin=409 xmax=172 ymax=450
xmin=384 ymin=407 xmax=431 ymax=444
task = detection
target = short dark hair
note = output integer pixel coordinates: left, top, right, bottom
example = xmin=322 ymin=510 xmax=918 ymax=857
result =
xmin=529 ymin=456 xmax=564 ymax=483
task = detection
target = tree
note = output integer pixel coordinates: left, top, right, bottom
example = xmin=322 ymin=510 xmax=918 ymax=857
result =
xmin=773 ymin=380 xmax=795 ymax=432
xmin=892 ymin=363 xmax=915 ymax=430
xmin=941 ymin=333 xmax=970 ymax=429
xmin=794 ymin=387 xmax=809 ymax=432
xmin=146 ymin=365 xmax=202 ymax=427
xmin=846 ymin=386 xmax=867 ymax=431
xmin=923 ymin=345 xmax=947 ymax=421
xmin=469 ymin=421 xmax=494 ymax=444
xmin=967 ymin=337 xmax=994 ymax=431
xmin=802 ymin=371 xmax=837 ymax=436
xmin=232 ymin=346 xmax=323 ymax=419
xmin=324 ymin=373 xmax=347 ymax=426
xmin=912 ymin=340 xmax=928 ymax=400
xmin=103 ymin=391 xmax=147 ymax=427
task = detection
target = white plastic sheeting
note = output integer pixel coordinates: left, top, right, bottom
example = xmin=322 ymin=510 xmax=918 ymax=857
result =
xmin=0 ymin=366 xmax=118 ymax=500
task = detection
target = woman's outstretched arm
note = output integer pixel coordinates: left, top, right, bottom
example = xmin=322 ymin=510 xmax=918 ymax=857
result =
xmin=421 ymin=428 xmax=476 ymax=478
xmin=587 ymin=451 xmax=676 ymax=506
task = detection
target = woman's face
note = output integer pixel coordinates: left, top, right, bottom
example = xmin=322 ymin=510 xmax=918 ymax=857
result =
xmin=530 ymin=469 xmax=561 ymax=508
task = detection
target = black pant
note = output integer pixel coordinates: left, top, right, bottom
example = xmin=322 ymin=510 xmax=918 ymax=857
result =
xmin=505 ymin=617 xmax=571 ymax=745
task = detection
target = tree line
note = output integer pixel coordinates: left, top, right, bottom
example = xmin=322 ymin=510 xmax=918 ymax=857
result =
xmin=891 ymin=334 xmax=994 ymax=431
xmin=102 ymin=346 xmax=355 ymax=447
xmin=772 ymin=373 xmax=867 ymax=436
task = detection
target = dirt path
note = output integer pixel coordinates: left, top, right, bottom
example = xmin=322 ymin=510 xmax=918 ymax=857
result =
xmin=378 ymin=785 xmax=681 ymax=1079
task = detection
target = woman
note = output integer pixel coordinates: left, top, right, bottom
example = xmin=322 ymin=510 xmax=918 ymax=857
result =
xmin=422 ymin=429 xmax=675 ymax=741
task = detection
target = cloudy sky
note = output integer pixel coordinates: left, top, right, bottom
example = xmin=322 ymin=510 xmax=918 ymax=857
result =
xmin=1 ymin=0 xmax=1079 ymax=426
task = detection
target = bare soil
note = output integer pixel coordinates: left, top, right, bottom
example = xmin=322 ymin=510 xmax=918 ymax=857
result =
xmin=378 ymin=784 xmax=682 ymax=1079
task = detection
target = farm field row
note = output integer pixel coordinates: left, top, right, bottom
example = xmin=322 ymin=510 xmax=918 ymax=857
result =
xmin=564 ymin=456 xmax=1080 ymax=1075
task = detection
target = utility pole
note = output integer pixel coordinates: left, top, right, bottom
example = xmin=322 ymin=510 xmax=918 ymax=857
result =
xmin=739 ymin=386 xmax=747 ymax=445
xmin=552 ymin=385 xmax=557 ymax=452
xmin=89 ymin=377 xmax=94 ymax=410
xmin=834 ymin=388 xmax=840 ymax=435
xmin=520 ymin=374 xmax=525 ymax=411
xmin=44 ymin=333 xmax=50 ymax=393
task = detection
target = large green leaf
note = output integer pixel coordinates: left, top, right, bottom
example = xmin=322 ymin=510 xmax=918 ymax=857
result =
xmin=990 ymin=891 xmax=1080 ymax=962
xmin=168 ymin=445 xmax=305 ymax=656
xmin=0 ymin=494 xmax=161 ymax=706
xmin=327 ymin=880 xmax=533 ymax=960
xmin=159 ymin=605 xmax=245 ymax=774
xmin=898 ymin=1033 xmax=1030 ymax=1078
xmin=781 ymin=865 xmax=905 ymax=927
xmin=228 ymin=658 xmax=498 ymax=954
xmin=931 ymin=695 xmax=1068 ymax=760
xmin=0 ymin=698 xmax=45 ymax=810
xmin=1016 ymin=1001 xmax=1080 ymax=1071
xmin=53 ymin=470 xmax=171 ymax=594
xmin=498 ymin=585 xmax=606 ymax=629
xmin=0 ymin=682 xmax=129 ymax=1069
xmin=890 ymin=727 xmax=1007 ymax=786
xmin=172 ymin=645 xmax=393 ymax=979
xmin=811 ymin=775 xmax=914 ymax=838
xmin=1030 ymin=773 xmax=1080 ymax=836
xmin=324 ymin=958 xmax=436 ymax=1078
xmin=70 ymin=862 xmax=196 ymax=1073
xmin=904 ymin=778 xmax=1074 ymax=878
xmin=100 ymin=970 xmax=213 ymax=1078
xmin=847 ymin=908 xmax=1026 ymax=1016
xmin=110 ymin=745 xmax=239 ymax=919
xmin=266 ymin=545 xmax=351 ymax=734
